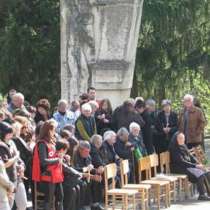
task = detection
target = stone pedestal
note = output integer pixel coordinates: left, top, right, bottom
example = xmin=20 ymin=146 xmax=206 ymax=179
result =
xmin=61 ymin=0 xmax=144 ymax=107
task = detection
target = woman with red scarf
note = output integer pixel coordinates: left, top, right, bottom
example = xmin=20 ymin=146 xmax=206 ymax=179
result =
xmin=32 ymin=120 xmax=64 ymax=210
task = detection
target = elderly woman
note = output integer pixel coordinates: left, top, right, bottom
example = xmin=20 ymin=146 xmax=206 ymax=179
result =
xmin=155 ymin=99 xmax=178 ymax=153
xmin=75 ymin=103 xmax=97 ymax=141
xmin=114 ymin=127 xmax=135 ymax=182
xmin=129 ymin=122 xmax=147 ymax=157
xmin=169 ymin=132 xmax=210 ymax=201
xmin=100 ymin=131 xmax=119 ymax=166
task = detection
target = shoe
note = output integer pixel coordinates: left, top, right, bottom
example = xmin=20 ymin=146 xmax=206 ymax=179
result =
xmin=198 ymin=195 xmax=210 ymax=201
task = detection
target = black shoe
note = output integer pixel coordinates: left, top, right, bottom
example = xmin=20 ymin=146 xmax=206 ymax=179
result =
xmin=97 ymin=204 xmax=105 ymax=210
xmin=91 ymin=203 xmax=104 ymax=210
xmin=198 ymin=195 xmax=210 ymax=201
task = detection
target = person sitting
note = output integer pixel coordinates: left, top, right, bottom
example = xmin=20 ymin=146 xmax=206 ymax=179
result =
xmin=169 ymin=132 xmax=210 ymax=201
xmin=53 ymin=99 xmax=75 ymax=133
xmin=73 ymin=141 xmax=104 ymax=210
xmin=75 ymin=103 xmax=97 ymax=141
xmin=129 ymin=122 xmax=147 ymax=157
xmin=101 ymin=130 xmax=119 ymax=165
xmin=114 ymin=127 xmax=135 ymax=182
xmin=95 ymin=99 xmax=112 ymax=135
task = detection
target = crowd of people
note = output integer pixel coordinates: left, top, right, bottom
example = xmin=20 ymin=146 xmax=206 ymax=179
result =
xmin=0 ymin=87 xmax=209 ymax=210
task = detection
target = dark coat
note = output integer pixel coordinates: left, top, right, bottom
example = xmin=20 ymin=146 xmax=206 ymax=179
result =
xmin=128 ymin=133 xmax=147 ymax=156
xmin=90 ymin=144 xmax=105 ymax=168
xmin=155 ymin=111 xmax=178 ymax=153
xmin=111 ymin=106 xmax=145 ymax=132
xmin=114 ymin=139 xmax=133 ymax=161
xmin=169 ymin=133 xmax=205 ymax=183
xmin=100 ymin=141 xmax=119 ymax=165
xmin=95 ymin=109 xmax=112 ymax=135
xmin=75 ymin=114 xmax=97 ymax=140
xmin=140 ymin=110 xmax=154 ymax=154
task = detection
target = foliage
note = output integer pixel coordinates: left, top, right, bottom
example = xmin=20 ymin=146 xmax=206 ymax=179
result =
xmin=132 ymin=0 xmax=210 ymax=132
xmin=0 ymin=0 xmax=60 ymax=106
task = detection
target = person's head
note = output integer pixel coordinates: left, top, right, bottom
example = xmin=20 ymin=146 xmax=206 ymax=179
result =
xmin=78 ymin=141 xmax=91 ymax=158
xmin=81 ymin=103 xmax=92 ymax=117
xmin=71 ymin=100 xmax=80 ymax=112
xmin=56 ymin=139 xmax=69 ymax=155
xmin=117 ymin=127 xmax=129 ymax=142
xmin=145 ymin=99 xmax=156 ymax=112
xmin=129 ymin=122 xmax=140 ymax=137
xmin=103 ymin=130 xmax=116 ymax=145
xmin=183 ymin=94 xmax=194 ymax=109
xmin=135 ymin=99 xmax=145 ymax=113
xmin=79 ymin=93 xmax=90 ymax=105
xmin=36 ymin=98 xmax=50 ymax=116
xmin=0 ymin=122 xmax=13 ymax=142
xmin=123 ymin=99 xmax=135 ymax=112
xmin=100 ymin=99 xmax=112 ymax=113
xmin=90 ymin=134 xmax=103 ymax=149
xmin=162 ymin=99 xmax=172 ymax=113
xmin=176 ymin=132 xmax=185 ymax=145
xmin=12 ymin=93 xmax=25 ymax=109
xmin=39 ymin=119 xmax=57 ymax=143
xmin=63 ymin=124 xmax=75 ymax=134
xmin=88 ymin=100 xmax=99 ymax=114
xmin=13 ymin=115 xmax=29 ymax=135
xmin=12 ymin=121 xmax=22 ymax=138
xmin=60 ymin=129 xmax=72 ymax=139
xmin=58 ymin=99 xmax=68 ymax=113
xmin=87 ymin=87 xmax=96 ymax=100
xmin=9 ymin=89 xmax=17 ymax=98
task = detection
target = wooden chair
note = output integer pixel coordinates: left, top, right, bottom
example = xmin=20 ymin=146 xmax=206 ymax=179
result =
xmin=34 ymin=182 xmax=45 ymax=210
xmin=149 ymin=153 xmax=178 ymax=202
xmin=104 ymin=163 xmax=139 ymax=210
xmin=120 ymin=159 xmax=151 ymax=210
xmin=189 ymin=146 xmax=206 ymax=164
xmin=159 ymin=151 xmax=190 ymax=200
xmin=138 ymin=156 xmax=170 ymax=210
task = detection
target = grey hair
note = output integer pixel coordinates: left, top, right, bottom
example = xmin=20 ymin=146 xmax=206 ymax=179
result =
xmin=117 ymin=127 xmax=129 ymax=137
xmin=183 ymin=94 xmax=194 ymax=102
xmin=58 ymin=99 xmax=68 ymax=106
xmin=90 ymin=134 xmax=102 ymax=145
xmin=103 ymin=130 xmax=116 ymax=141
xmin=145 ymin=99 xmax=156 ymax=107
xmin=129 ymin=122 xmax=140 ymax=132
xmin=13 ymin=92 xmax=24 ymax=100
xmin=79 ymin=140 xmax=90 ymax=150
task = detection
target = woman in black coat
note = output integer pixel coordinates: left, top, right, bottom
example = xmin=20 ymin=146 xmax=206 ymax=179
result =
xmin=155 ymin=100 xmax=178 ymax=153
xmin=169 ymin=132 xmax=210 ymax=200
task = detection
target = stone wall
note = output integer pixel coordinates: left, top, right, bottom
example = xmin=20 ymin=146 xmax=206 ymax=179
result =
xmin=61 ymin=0 xmax=144 ymax=107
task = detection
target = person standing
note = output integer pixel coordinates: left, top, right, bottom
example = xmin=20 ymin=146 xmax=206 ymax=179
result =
xmin=178 ymin=94 xmax=206 ymax=149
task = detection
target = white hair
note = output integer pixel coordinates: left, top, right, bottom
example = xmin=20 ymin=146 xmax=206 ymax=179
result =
xmin=88 ymin=100 xmax=99 ymax=109
xmin=90 ymin=134 xmax=102 ymax=145
xmin=103 ymin=130 xmax=116 ymax=141
xmin=13 ymin=92 xmax=24 ymax=100
xmin=81 ymin=103 xmax=92 ymax=112
xmin=183 ymin=94 xmax=194 ymax=102
xmin=58 ymin=99 xmax=68 ymax=106
xmin=129 ymin=122 xmax=140 ymax=132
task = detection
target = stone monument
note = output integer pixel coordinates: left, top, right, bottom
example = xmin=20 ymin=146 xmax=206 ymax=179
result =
xmin=61 ymin=0 xmax=144 ymax=107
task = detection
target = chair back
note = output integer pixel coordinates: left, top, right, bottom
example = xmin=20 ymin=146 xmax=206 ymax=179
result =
xmin=149 ymin=153 xmax=159 ymax=176
xmin=138 ymin=156 xmax=151 ymax=181
xmin=104 ymin=163 xmax=117 ymax=190
xmin=120 ymin=159 xmax=129 ymax=186
xmin=159 ymin=151 xmax=170 ymax=173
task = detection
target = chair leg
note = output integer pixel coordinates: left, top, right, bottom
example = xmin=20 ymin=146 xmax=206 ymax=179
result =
xmin=133 ymin=194 xmax=136 ymax=210
xmin=156 ymin=186 xmax=160 ymax=210
xmin=141 ymin=190 xmax=145 ymax=210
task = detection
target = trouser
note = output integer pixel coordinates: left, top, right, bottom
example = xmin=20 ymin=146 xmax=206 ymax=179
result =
xmin=197 ymin=175 xmax=206 ymax=195
xmin=10 ymin=180 xmax=27 ymax=210
xmin=63 ymin=185 xmax=78 ymax=210
xmin=38 ymin=182 xmax=63 ymax=210
xmin=91 ymin=181 xmax=103 ymax=203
